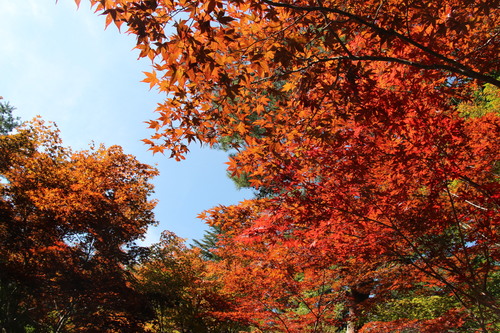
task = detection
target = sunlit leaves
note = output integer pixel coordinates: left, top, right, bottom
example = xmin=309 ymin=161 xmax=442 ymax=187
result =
xmin=77 ymin=0 xmax=500 ymax=330
xmin=0 ymin=118 xmax=158 ymax=331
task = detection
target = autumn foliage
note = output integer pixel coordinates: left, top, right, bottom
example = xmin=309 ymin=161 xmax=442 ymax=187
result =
xmin=133 ymin=231 xmax=248 ymax=332
xmin=0 ymin=119 xmax=158 ymax=331
xmin=22 ymin=0 xmax=500 ymax=331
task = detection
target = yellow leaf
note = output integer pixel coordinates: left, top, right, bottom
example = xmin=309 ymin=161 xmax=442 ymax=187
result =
xmin=282 ymin=81 xmax=295 ymax=92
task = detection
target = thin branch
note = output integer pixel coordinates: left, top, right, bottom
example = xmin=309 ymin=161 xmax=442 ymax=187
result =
xmin=445 ymin=183 xmax=479 ymax=287
xmin=450 ymin=192 xmax=488 ymax=211
xmin=252 ymin=54 xmax=494 ymax=85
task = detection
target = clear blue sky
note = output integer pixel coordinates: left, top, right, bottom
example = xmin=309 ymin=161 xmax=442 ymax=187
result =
xmin=0 ymin=1 xmax=253 ymax=244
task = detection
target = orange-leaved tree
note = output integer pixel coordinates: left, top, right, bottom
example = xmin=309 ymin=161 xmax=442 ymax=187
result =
xmin=0 ymin=118 xmax=158 ymax=332
xmin=79 ymin=0 xmax=499 ymax=331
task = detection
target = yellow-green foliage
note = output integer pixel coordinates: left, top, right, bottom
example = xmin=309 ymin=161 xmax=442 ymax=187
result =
xmin=370 ymin=295 xmax=456 ymax=322
xmin=458 ymin=83 xmax=500 ymax=118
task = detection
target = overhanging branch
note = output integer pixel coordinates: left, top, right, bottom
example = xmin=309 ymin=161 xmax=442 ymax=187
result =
xmin=262 ymin=0 xmax=500 ymax=87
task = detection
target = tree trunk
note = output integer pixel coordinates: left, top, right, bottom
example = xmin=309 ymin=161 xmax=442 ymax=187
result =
xmin=346 ymin=305 xmax=356 ymax=333
xmin=346 ymin=282 xmax=372 ymax=333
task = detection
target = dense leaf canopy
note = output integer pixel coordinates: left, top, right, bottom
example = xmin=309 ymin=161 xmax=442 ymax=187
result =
xmin=65 ymin=0 xmax=500 ymax=331
xmin=0 ymin=118 xmax=158 ymax=331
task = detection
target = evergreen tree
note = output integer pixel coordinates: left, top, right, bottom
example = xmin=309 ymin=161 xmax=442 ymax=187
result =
xmin=192 ymin=226 xmax=222 ymax=261
xmin=0 ymin=100 xmax=21 ymax=135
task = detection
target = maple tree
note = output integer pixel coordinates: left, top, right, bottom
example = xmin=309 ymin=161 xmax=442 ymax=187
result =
xmin=0 ymin=118 xmax=158 ymax=332
xmin=76 ymin=0 xmax=499 ymax=331
xmin=78 ymin=0 xmax=499 ymax=158
xmin=200 ymin=80 xmax=500 ymax=331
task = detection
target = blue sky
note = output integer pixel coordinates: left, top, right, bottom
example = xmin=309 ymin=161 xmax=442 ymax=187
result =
xmin=0 ymin=0 xmax=253 ymax=244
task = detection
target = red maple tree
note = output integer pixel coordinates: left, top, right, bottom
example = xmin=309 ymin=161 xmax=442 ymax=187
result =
xmin=78 ymin=0 xmax=499 ymax=330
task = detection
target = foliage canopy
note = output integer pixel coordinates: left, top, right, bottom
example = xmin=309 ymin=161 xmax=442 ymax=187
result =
xmin=68 ymin=0 xmax=500 ymax=330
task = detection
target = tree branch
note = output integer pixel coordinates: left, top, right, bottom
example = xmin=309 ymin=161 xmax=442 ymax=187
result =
xmin=261 ymin=0 xmax=500 ymax=87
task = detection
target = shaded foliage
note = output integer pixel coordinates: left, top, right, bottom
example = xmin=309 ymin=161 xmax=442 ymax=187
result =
xmin=0 ymin=116 xmax=158 ymax=332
